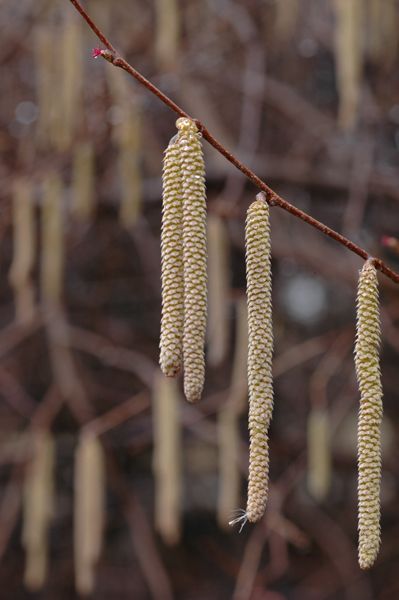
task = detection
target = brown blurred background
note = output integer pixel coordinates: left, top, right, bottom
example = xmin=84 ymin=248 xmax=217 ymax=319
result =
xmin=0 ymin=0 xmax=399 ymax=598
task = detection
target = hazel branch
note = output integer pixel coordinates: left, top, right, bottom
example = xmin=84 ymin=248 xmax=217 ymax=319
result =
xmin=68 ymin=0 xmax=399 ymax=286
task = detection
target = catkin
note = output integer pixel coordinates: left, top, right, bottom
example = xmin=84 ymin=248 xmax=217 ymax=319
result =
xmin=275 ymin=0 xmax=299 ymax=41
xmin=71 ymin=141 xmax=95 ymax=222
xmin=307 ymin=407 xmax=331 ymax=501
xmin=207 ymin=214 xmax=230 ymax=367
xmin=58 ymin=15 xmax=83 ymax=151
xmin=176 ymin=117 xmax=207 ymax=403
xmin=368 ymin=0 xmax=398 ymax=67
xmin=107 ymin=67 xmax=142 ymax=227
xmin=152 ymin=373 xmax=182 ymax=545
xmin=22 ymin=430 xmax=55 ymax=591
xmin=154 ymin=0 xmax=180 ymax=71
xmin=74 ymin=433 xmax=105 ymax=595
xmin=41 ymin=172 xmax=63 ymax=307
xmin=245 ymin=195 xmax=274 ymax=523
xmin=159 ymin=136 xmax=184 ymax=377
xmin=333 ymin=0 xmax=363 ymax=130
xmin=9 ymin=179 xmax=36 ymax=324
xmin=355 ymin=259 xmax=383 ymax=570
xmin=34 ymin=27 xmax=57 ymax=148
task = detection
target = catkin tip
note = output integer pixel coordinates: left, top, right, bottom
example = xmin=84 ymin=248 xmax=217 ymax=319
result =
xmin=176 ymin=117 xmax=198 ymax=133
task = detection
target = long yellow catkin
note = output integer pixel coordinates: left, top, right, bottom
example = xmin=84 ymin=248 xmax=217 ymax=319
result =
xmin=22 ymin=430 xmax=55 ymax=591
xmin=58 ymin=15 xmax=82 ymax=151
xmin=275 ymin=0 xmax=299 ymax=41
xmin=218 ymin=298 xmax=248 ymax=528
xmin=207 ymin=214 xmax=230 ymax=367
xmin=107 ymin=67 xmax=142 ymax=227
xmin=355 ymin=259 xmax=383 ymax=570
xmin=34 ymin=27 xmax=57 ymax=148
xmin=244 ymin=195 xmax=274 ymax=524
xmin=74 ymin=433 xmax=105 ymax=595
xmin=307 ymin=407 xmax=331 ymax=501
xmin=118 ymin=107 xmax=142 ymax=228
xmin=159 ymin=136 xmax=184 ymax=376
xmin=152 ymin=373 xmax=182 ymax=545
xmin=154 ymin=0 xmax=180 ymax=71
xmin=41 ymin=172 xmax=63 ymax=307
xmin=9 ymin=179 xmax=36 ymax=324
xmin=176 ymin=118 xmax=207 ymax=403
xmin=368 ymin=0 xmax=398 ymax=66
xmin=71 ymin=141 xmax=95 ymax=222
xmin=333 ymin=0 xmax=363 ymax=130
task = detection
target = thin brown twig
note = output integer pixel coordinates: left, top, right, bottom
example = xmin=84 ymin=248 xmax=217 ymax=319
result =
xmin=82 ymin=393 xmax=149 ymax=437
xmin=68 ymin=0 xmax=399 ymax=285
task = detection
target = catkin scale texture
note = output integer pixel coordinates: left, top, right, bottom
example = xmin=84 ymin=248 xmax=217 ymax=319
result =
xmin=160 ymin=138 xmax=184 ymax=377
xmin=355 ymin=260 xmax=382 ymax=570
xmin=245 ymin=198 xmax=274 ymax=522
xmin=176 ymin=118 xmax=207 ymax=403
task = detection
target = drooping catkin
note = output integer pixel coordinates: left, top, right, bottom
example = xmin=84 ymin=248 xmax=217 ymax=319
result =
xmin=207 ymin=214 xmax=230 ymax=367
xmin=118 ymin=106 xmax=142 ymax=228
xmin=34 ymin=27 xmax=57 ymax=147
xmin=176 ymin=117 xmax=207 ymax=403
xmin=9 ymin=179 xmax=36 ymax=324
xmin=367 ymin=0 xmax=398 ymax=67
xmin=152 ymin=373 xmax=182 ymax=545
xmin=154 ymin=0 xmax=181 ymax=71
xmin=107 ymin=67 xmax=142 ymax=227
xmin=22 ymin=430 xmax=55 ymax=591
xmin=245 ymin=195 xmax=274 ymax=523
xmin=41 ymin=172 xmax=63 ymax=307
xmin=71 ymin=141 xmax=95 ymax=222
xmin=333 ymin=0 xmax=363 ymax=130
xmin=275 ymin=0 xmax=299 ymax=41
xmin=218 ymin=298 xmax=248 ymax=528
xmin=58 ymin=15 xmax=82 ymax=151
xmin=74 ymin=433 xmax=105 ymax=595
xmin=355 ymin=259 xmax=383 ymax=570
xmin=307 ymin=407 xmax=331 ymax=501
xmin=159 ymin=136 xmax=184 ymax=377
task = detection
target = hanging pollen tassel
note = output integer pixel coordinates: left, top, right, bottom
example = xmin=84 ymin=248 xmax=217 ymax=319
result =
xmin=34 ymin=27 xmax=57 ymax=148
xmin=58 ymin=15 xmax=83 ymax=151
xmin=307 ymin=407 xmax=331 ymax=501
xmin=9 ymin=179 xmax=36 ymax=324
xmin=355 ymin=259 xmax=383 ymax=570
xmin=107 ymin=68 xmax=143 ymax=228
xmin=22 ymin=430 xmax=55 ymax=591
xmin=159 ymin=135 xmax=184 ymax=377
xmin=231 ymin=193 xmax=274 ymax=529
xmin=275 ymin=0 xmax=299 ymax=42
xmin=74 ymin=433 xmax=106 ymax=595
xmin=71 ymin=141 xmax=95 ymax=222
xmin=152 ymin=373 xmax=182 ymax=545
xmin=368 ymin=0 xmax=398 ymax=67
xmin=154 ymin=0 xmax=181 ymax=71
xmin=218 ymin=298 xmax=248 ymax=528
xmin=333 ymin=0 xmax=363 ymax=130
xmin=118 ymin=104 xmax=142 ymax=228
xmin=207 ymin=214 xmax=230 ymax=367
xmin=176 ymin=117 xmax=207 ymax=403
xmin=41 ymin=171 xmax=63 ymax=308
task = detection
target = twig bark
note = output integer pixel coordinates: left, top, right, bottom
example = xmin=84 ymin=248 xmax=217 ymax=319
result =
xmin=68 ymin=0 xmax=399 ymax=285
